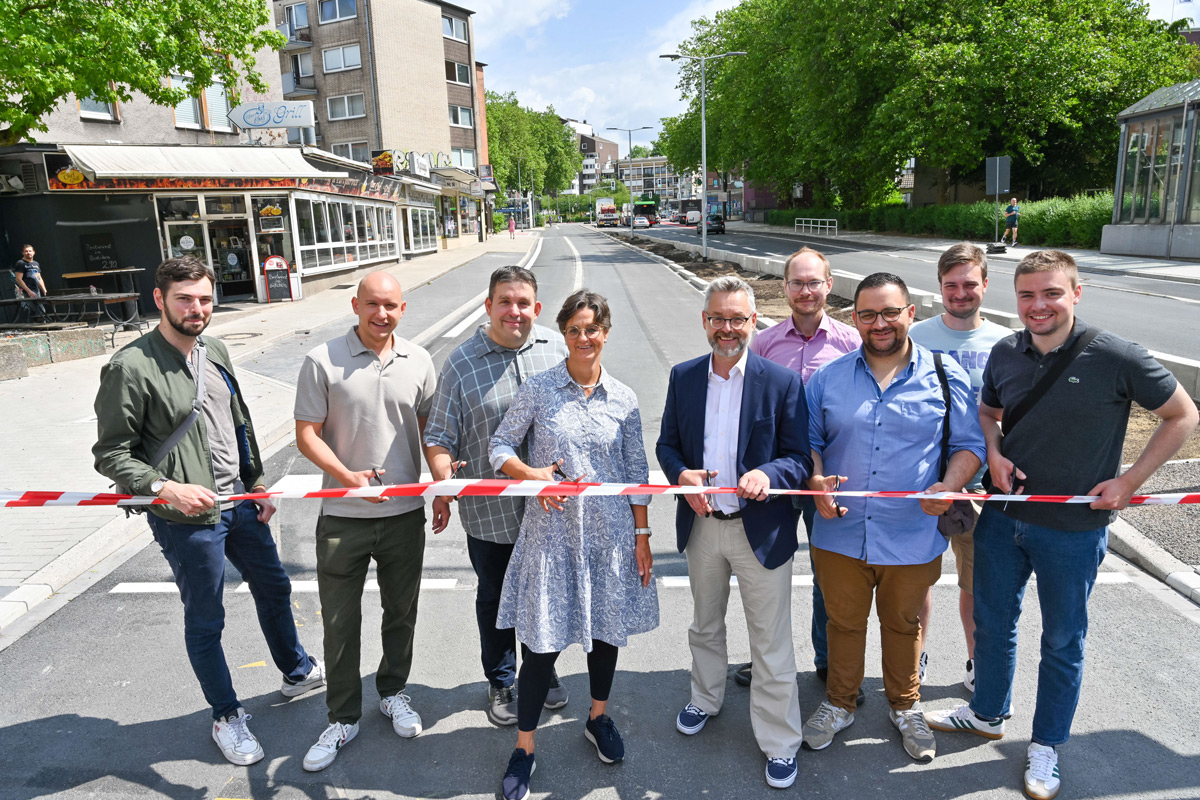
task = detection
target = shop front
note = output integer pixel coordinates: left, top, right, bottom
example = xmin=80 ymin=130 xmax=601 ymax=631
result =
xmin=402 ymin=186 xmax=440 ymax=256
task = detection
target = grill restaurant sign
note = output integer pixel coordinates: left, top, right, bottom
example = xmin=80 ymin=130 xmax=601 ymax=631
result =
xmin=227 ymin=101 xmax=315 ymax=129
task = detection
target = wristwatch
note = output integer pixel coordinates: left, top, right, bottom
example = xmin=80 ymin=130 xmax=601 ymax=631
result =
xmin=150 ymin=477 xmax=167 ymax=495
xmin=634 ymin=527 xmax=651 ymax=536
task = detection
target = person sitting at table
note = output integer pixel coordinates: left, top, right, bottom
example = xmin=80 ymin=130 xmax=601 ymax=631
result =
xmin=488 ymin=289 xmax=659 ymax=800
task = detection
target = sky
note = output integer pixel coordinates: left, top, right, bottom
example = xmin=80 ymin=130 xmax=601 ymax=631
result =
xmin=463 ymin=0 xmax=1193 ymax=158
xmin=464 ymin=0 xmax=741 ymax=155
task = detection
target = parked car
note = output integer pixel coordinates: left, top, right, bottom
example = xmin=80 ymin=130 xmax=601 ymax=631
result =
xmin=696 ymin=214 xmax=726 ymax=234
xmin=633 ymin=215 xmax=650 ymax=229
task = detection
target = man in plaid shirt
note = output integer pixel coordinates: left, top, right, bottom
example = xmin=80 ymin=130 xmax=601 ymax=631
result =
xmin=424 ymin=265 xmax=568 ymax=725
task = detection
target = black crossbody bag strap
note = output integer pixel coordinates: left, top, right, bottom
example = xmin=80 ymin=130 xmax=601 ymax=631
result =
xmin=1001 ymin=328 xmax=1099 ymax=436
xmin=934 ymin=352 xmax=951 ymax=482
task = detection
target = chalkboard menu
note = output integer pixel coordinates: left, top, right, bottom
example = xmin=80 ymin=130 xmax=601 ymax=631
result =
xmin=80 ymin=233 xmax=119 ymax=270
xmin=264 ymin=267 xmax=293 ymax=302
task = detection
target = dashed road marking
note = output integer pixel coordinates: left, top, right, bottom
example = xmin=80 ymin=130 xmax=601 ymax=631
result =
xmin=110 ymin=578 xmax=459 ymax=594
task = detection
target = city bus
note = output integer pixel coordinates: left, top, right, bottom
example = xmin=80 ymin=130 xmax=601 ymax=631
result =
xmin=632 ymin=199 xmax=657 ymax=225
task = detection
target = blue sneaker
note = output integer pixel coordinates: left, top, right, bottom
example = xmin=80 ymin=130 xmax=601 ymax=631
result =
xmin=584 ymin=714 xmax=624 ymax=763
xmin=501 ymin=748 xmax=536 ymax=800
xmin=676 ymin=702 xmax=710 ymax=735
xmin=765 ymin=757 xmax=798 ymax=789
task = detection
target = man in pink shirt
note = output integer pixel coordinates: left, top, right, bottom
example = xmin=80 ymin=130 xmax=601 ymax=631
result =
xmin=737 ymin=247 xmax=861 ymax=690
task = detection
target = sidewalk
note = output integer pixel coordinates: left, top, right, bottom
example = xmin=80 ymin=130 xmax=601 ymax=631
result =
xmin=725 ymin=219 xmax=1200 ymax=285
xmin=0 ymin=231 xmax=537 ymax=634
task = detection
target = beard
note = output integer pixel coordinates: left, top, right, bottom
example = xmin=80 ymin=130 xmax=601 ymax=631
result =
xmin=945 ymin=303 xmax=980 ymax=320
xmin=708 ymin=330 xmax=749 ymax=359
xmin=863 ymin=330 xmax=905 ymax=357
xmin=165 ymin=306 xmax=210 ymax=337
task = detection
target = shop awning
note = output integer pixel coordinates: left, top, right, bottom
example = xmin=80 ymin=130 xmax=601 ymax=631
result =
xmin=62 ymin=144 xmax=345 ymax=180
xmin=431 ymin=166 xmax=479 ymax=185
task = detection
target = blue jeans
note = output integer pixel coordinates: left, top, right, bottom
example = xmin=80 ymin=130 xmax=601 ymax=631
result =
xmin=466 ymin=535 xmax=517 ymax=689
xmin=148 ymin=501 xmax=313 ymax=719
xmin=970 ymin=506 xmax=1107 ymax=746
xmin=795 ymin=495 xmax=827 ymax=669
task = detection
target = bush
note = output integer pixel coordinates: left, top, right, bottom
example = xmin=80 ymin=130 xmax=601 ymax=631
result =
xmin=762 ymin=193 xmax=1113 ymax=249
xmin=535 ymin=213 xmax=546 ymax=228
xmin=493 ymin=212 xmax=507 ymax=233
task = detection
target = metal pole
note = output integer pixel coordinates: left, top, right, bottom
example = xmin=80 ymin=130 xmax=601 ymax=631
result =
xmin=700 ymin=56 xmax=708 ymax=261
xmin=629 ymin=130 xmax=635 ymax=238
xmin=517 ymin=159 xmax=522 ymax=228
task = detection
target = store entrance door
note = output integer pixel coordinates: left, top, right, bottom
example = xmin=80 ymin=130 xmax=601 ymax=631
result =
xmin=206 ymin=219 xmax=255 ymax=301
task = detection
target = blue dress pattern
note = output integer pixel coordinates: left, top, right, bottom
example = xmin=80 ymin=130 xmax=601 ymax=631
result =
xmin=490 ymin=362 xmax=660 ymax=653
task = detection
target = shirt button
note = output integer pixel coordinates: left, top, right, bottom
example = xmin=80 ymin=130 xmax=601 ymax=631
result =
xmin=867 ymin=516 xmax=872 ymax=520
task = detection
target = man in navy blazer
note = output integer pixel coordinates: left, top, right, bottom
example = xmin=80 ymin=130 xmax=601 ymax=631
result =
xmin=656 ymin=276 xmax=812 ymax=790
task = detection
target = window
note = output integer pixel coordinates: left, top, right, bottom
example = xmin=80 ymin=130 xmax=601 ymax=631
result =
xmin=295 ymin=194 xmax=397 ymax=273
xmin=319 ymin=0 xmax=355 ymax=23
xmin=445 ymin=60 xmax=471 ymax=85
xmin=323 ymin=43 xmax=361 ymax=72
xmin=285 ymin=2 xmax=308 ymax=30
xmin=171 ymin=75 xmax=202 ymax=128
xmin=78 ymin=95 xmax=117 ymax=121
xmin=332 ymin=141 xmax=370 ymax=162
xmin=451 ymin=147 xmax=476 ymax=169
xmin=205 ymin=83 xmax=232 ymax=131
xmin=449 ymin=105 xmax=473 ymax=128
xmin=295 ymin=52 xmax=313 ymax=77
xmin=327 ymin=93 xmax=365 ymax=120
xmin=442 ymin=15 xmax=467 ymax=41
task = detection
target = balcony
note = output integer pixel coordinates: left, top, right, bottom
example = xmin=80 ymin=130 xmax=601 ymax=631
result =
xmin=277 ymin=22 xmax=313 ymax=50
xmin=282 ymin=72 xmax=317 ymax=98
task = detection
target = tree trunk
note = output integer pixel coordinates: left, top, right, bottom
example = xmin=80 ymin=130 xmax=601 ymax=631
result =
xmin=937 ymin=168 xmax=951 ymax=205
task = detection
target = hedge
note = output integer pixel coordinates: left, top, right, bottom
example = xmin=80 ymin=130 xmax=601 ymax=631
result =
xmin=766 ymin=193 xmax=1113 ymax=249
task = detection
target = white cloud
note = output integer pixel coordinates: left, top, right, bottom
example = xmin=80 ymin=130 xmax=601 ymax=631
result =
xmin=475 ymin=0 xmax=741 ymax=152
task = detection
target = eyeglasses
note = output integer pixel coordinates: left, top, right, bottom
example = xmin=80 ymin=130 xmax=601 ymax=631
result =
xmin=705 ymin=315 xmax=751 ymax=330
xmin=854 ymin=307 xmax=906 ymax=324
xmin=786 ymin=279 xmax=828 ymax=293
xmin=565 ymin=325 xmax=606 ymax=339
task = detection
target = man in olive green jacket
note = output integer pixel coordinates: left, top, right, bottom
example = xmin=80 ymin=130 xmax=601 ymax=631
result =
xmin=93 ymin=257 xmax=324 ymax=766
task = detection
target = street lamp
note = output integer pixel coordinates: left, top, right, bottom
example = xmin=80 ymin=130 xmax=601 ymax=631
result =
xmin=607 ymin=125 xmax=652 ymax=238
xmin=660 ymin=50 xmax=747 ymax=260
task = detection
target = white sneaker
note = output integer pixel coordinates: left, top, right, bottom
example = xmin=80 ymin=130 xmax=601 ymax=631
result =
xmin=380 ymin=692 xmax=423 ymax=738
xmin=963 ymin=658 xmax=975 ymax=693
xmin=303 ymin=721 xmax=358 ymax=772
xmin=1025 ymin=743 xmax=1061 ymax=799
xmin=212 ymin=707 xmax=264 ymax=765
xmin=925 ymin=702 xmax=1006 ymax=739
xmin=281 ymin=658 xmax=326 ymax=698
xmin=919 ymin=649 xmax=928 ymax=684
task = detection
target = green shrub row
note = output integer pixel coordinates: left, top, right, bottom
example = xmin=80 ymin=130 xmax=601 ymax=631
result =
xmin=766 ymin=194 xmax=1113 ymax=249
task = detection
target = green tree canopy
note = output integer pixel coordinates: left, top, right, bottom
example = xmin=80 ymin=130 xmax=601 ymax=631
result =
xmin=629 ymin=144 xmax=652 ymax=158
xmin=485 ymin=91 xmax=583 ymax=197
xmin=0 ymin=0 xmax=286 ymax=146
xmin=659 ymin=0 xmax=1198 ymax=206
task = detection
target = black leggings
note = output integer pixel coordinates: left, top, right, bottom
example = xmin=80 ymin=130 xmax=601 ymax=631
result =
xmin=516 ymin=640 xmax=619 ymax=732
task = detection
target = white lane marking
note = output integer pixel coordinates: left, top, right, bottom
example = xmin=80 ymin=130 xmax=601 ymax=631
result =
xmin=413 ymin=290 xmax=487 ymax=347
xmin=564 ymin=237 xmax=583 ymax=291
xmin=110 ymin=578 xmax=460 ymax=594
xmin=522 ymin=235 xmax=544 ymax=268
xmin=743 ymin=247 xmax=758 ymax=252
xmin=109 ymin=582 xmax=180 ymax=593
xmin=659 ymin=572 xmax=1130 ymax=589
xmin=443 ymin=308 xmax=486 ymax=338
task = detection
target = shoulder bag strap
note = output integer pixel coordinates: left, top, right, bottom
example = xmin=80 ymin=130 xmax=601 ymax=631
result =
xmin=934 ymin=352 xmax=951 ymax=482
xmin=146 ymin=341 xmax=207 ymax=468
xmin=1001 ymin=327 xmax=1099 ymax=436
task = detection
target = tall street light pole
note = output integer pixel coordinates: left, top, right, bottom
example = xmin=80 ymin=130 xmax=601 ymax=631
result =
xmin=607 ymin=125 xmax=652 ymax=238
xmin=660 ymin=50 xmax=746 ymax=261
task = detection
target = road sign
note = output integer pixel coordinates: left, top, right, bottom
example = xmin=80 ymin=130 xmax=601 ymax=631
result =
xmin=227 ymin=101 xmax=314 ymax=129
xmin=986 ymin=156 xmax=1011 ymax=196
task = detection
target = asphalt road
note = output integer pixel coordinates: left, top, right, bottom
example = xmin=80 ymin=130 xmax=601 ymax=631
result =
xmin=2 ymin=224 xmax=1198 ymax=800
xmin=638 ymin=222 xmax=1200 ymax=363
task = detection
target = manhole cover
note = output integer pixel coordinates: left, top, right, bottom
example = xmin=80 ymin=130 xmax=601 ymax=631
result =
xmin=331 ymin=284 xmax=355 ymax=290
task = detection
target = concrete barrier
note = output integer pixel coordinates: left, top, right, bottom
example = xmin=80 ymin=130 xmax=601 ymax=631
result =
xmin=0 ymin=342 xmax=28 ymax=381
xmin=46 ymin=329 xmax=105 ymax=363
xmin=5 ymin=333 xmax=51 ymax=367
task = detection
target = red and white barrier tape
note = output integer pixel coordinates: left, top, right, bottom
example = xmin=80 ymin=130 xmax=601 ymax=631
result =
xmin=1 ymin=480 xmax=1198 ymax=508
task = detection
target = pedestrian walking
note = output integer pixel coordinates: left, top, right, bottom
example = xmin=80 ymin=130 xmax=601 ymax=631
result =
xmin=1002 ymin=198 xmax=1020 ymax=247
xmin=508 ymin=214 xmax=516 ymax=239
xmin=657 ymin=276 xmax=812 ymax=790
xmin=294 ymin=271 xmax=438 ymax=772
xmin=93 ymin=256 xmax=324 ymax=766
xmin=423 ymin=266 xmax=568 ymax=728
xmin=489 ymin=290 xmax=658 ymax=800
xmin=926 ymin=250 xmax=1197 ymax=799
xmin=909 ymin=243 xmax=1011 ymax=692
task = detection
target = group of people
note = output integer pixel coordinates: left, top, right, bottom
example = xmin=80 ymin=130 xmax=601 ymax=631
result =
xmin=93 ymin=243 xmax=1196 ymax=800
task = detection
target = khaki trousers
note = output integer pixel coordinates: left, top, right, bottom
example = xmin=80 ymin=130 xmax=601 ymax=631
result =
xmin=812 ymin=546 xmax=942 ymax=713
xmin=685 ymin=514 xmax=804 ymax=758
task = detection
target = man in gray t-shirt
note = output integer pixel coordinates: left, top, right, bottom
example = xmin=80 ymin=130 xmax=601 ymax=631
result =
xmin=294 ymin=271 xmax=437 ymax=772
xmin=926 ymin=251 xmax=1197 ymax=800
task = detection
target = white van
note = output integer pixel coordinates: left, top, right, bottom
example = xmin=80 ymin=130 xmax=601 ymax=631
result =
xmin=685 ymin=210 xmax=702 ymax=225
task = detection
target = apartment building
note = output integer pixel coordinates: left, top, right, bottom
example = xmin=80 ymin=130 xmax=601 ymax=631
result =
xmin=618 ymin=156 xmax=698 ymax=203
xmin=560 ymin=119 xmax=620 ymax=195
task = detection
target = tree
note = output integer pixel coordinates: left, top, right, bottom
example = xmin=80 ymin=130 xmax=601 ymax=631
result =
xmin=0 ymin=0 xmax=286 ymax=146
xmin=485 ymin=91 xmax=582 ymax=198
xmin=629 ymin=144 xmax=652 ymax=159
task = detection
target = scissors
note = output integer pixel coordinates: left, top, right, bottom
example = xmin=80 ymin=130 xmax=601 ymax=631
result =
xmin=553 ymin=461 xmax=584 ymax=483
xmin=370 ymin=468 xmax=389 ymax=502
xmin=831 ymin=476 xmax=848 ymax=518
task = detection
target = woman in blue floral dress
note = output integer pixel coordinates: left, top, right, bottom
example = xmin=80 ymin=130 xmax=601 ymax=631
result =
xmin=488 ymin=289 xmax=659 ymax=799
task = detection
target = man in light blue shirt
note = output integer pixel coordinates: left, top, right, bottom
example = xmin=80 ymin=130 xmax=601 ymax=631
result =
xmin=799 ymin=273 xmax=986 ymax=764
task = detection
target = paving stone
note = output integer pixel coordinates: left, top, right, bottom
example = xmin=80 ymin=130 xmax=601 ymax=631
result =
xmin=0 ymin=342 xmax=28 ymax=381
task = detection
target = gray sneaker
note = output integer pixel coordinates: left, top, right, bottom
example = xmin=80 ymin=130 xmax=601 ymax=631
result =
xmin=801 ymin=700 xmax=854 ymax=751
xmin=544 ymin=669 xmax=568 ymax=710
xmin=890 ymin=707 xmax=936 ymax=762
xmin=488 ymin=685 xmax=519 ymax=726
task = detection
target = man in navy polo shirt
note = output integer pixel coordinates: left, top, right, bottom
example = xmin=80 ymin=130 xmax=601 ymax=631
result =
xmin=926 ymin=250 xmax=1197 ymax=799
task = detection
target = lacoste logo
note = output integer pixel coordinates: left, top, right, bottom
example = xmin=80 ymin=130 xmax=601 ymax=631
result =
xmin=1068 ymin=376 xmax=1080 ymax=384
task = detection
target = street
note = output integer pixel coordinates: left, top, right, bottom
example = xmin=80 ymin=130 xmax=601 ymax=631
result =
xmin=2 ymin=224 xmax=1199 ymax=800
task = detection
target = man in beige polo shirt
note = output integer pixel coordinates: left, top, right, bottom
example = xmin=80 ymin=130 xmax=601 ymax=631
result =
xmin=294 ymin=271 xmax=438 ymax=771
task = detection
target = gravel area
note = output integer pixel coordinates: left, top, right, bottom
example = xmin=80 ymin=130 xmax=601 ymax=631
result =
xmin=1120 ymin=459 xmax=1200 ymax=569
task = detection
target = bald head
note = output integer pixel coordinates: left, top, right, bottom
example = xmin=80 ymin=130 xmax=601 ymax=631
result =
xmin=357 ymin=271 xmax=402 ymax=298
xmin=352 ymin=271 xmax=406 ymax=350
